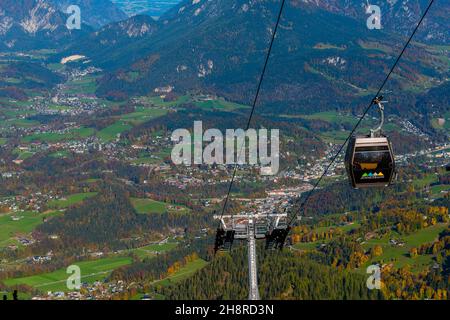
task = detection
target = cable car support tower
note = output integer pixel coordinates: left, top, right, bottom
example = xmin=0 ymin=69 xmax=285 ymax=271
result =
xmin=214 ymin=211 xmax=288 ymax=300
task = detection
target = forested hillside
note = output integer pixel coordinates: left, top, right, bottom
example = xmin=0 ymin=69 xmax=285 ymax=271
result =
xmin=161 ymin=247 xmax=382 ymax=300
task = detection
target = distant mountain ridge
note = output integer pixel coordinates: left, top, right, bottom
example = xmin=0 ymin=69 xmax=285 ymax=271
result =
xmin=49 ymin=0 xmax=128 ymax=29
xmin=294 ymin=0 xmax=449 ymax=45
xmin=0 ymin=0 xmax=91 ymax=51
xmin=57 ymin=0 xmax=449 ymax=119
xmin=0 ymin=0 xmax=135 ymax=51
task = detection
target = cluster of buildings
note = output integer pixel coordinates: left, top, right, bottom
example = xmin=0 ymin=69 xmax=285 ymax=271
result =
xmin=0 ymin=191 xmax=58 ymax=213
xmin=32 ymin=280 xmax=127 ymax=300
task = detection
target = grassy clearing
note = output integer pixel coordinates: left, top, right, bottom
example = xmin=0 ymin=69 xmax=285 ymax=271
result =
xmin=62 ymin=76 xmax=98 ymax=95
xmin=153 ymin=259 xmax=208 ymax=287
xmin=48 ymin=192 xmax=97 ymax=209
xmin=130 ymin=198 xmax=190 ymax=215
xmin=293 ymin=241 xmax=321 ymax=250
xmin=12 ymin=148 xmax=35 ymax=160
xmin=302 ymin=111 xmax=357 ymax=124
xmin=361 ymin=223 xmax=448 ymax=273
xmin=142 ymin=95 xmax=248 ymax=111
xmin=313 ymin=222 xmax=361 ymax=234
xmin=431 ymin=111 xmax=450 ymax=130
xmin=131 ymin=146 xmax=176 ymax=164
xmin=193 ymin=98 xmax=248 ymax=111
xmin=412 ymin=173 xmax=439 ymax=189
xmin=143 ymin=95 xmax=191 ymax=108
xmin=97 ymin=121 xmax=132 ymax=142
xmin=0 ymin=211 xmax=62 ymax=247
xmin=47 ymin=63 xmax=65 ymax=71
xmin=22 ymin=127 xmax=95 ymax=143
xmin=9 ymin=119 xmax=39 ymax=128
xmin=4 ymin=256 xmax=133 ymax=293
xmin=120 ymin=107 xmax=168 ymax=125
xmin=130 ymin=242 xmax=178 ymax=259
xmin=131 ymin=198 xmax=166 ymax=214
xmin=430 ymin=185 xmax=450 ymax=196
xmin=293 ymin=223 xmax=361 ymax=251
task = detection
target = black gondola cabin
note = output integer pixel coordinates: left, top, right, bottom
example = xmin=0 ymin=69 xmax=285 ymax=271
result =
xmin=345 ymin=136 xmax=395 ymax=188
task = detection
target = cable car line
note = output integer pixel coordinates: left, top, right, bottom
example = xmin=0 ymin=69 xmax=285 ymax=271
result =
xmin=218 ymin=0 xmax=287 ymax=221
xmin=286 ymin=0 xmax=435 ymax=227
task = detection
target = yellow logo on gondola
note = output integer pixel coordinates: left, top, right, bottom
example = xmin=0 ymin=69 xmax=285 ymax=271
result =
xmin=360 ymin=163 xmax=378 ymax=170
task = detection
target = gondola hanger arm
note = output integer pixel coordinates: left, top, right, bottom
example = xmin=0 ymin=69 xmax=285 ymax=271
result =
xmin=370 ymin=96 xmax=388 ymax=138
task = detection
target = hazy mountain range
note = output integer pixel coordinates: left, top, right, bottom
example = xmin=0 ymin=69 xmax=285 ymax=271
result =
xmin=49 ymin=0 xmax=129 ymax=29
xmin=49 ymin=0 xmax=448 ymax=118
xmin=0 ymin=0 xmax=448 ymax=119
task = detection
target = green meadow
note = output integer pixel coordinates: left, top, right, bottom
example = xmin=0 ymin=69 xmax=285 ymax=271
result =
xmin=0 ymin=211 xmax=62 ymax=247
xmin=413 ymin=173 xmax=439 ymax=189
xmin=13 ymin=148 xmax=35 ymax=160
xmin=131 ymin=198 xmax=190 ymax=215
xmin=154 ymin=259 xmax=208 ymax=287
xmin=360 ymin=223 xmax=448 ymax=273
xmin=431 ymin=111 xmax=450 ymax=130
xmin=193 ymin=98 xmax=248 ymax=111
xmin=22 ymin=127 xmax=95 ymax=143
xmin=62 ymin=76 xmax=98 ymax=95
xmin=142 ymin=94 xmax=248 ymax=111
xmin=48 ymin=192 xmax=97 ymax=209
xmin=131 ymin=198 xmax=166 ymax=214
xmin=143 ymin=95 xmax=191 ymax=108
xmin=97 ymin=121 xmax=132 ymax=142
xmin=129 ymin=242 xmax=178 ymax=259
xmin=4 ymin=256 xmax=133 ymax=293
xmin=120 ymin=107 xmax=168 ymax=125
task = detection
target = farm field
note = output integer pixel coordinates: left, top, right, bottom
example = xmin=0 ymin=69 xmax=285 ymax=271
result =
xmin=97 ymin=121 xmax=132 ymax=142
xmin=62 ymin=76 xmax=98 ymax=95
xmin=3 ymin=256 xmax=133 ymax=293
xmin=48 ymin=192 xmax=98 ymax=209
xmin=142 ymin=94 xmax=248 ymax=111
xmin=22 ymin=127 xmax=95 ymax=143
xmin=120 ymin=106 xmax=168 ymax=125
xmin=0 ymin=211 xmax=62 ymax=247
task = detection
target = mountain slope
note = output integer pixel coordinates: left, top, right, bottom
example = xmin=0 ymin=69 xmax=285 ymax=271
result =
xmin=68 ymin=0 xmax=447 ymax=116
xmin=56 ymin=14 xmax=159 ymax=66
xmin=49 ymin=0 xmax=128 ymax=29
xmin=0 ymin=0 xmax=90 ymax=51
xmin=289 ymin=0 xmax=449 ymax=45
